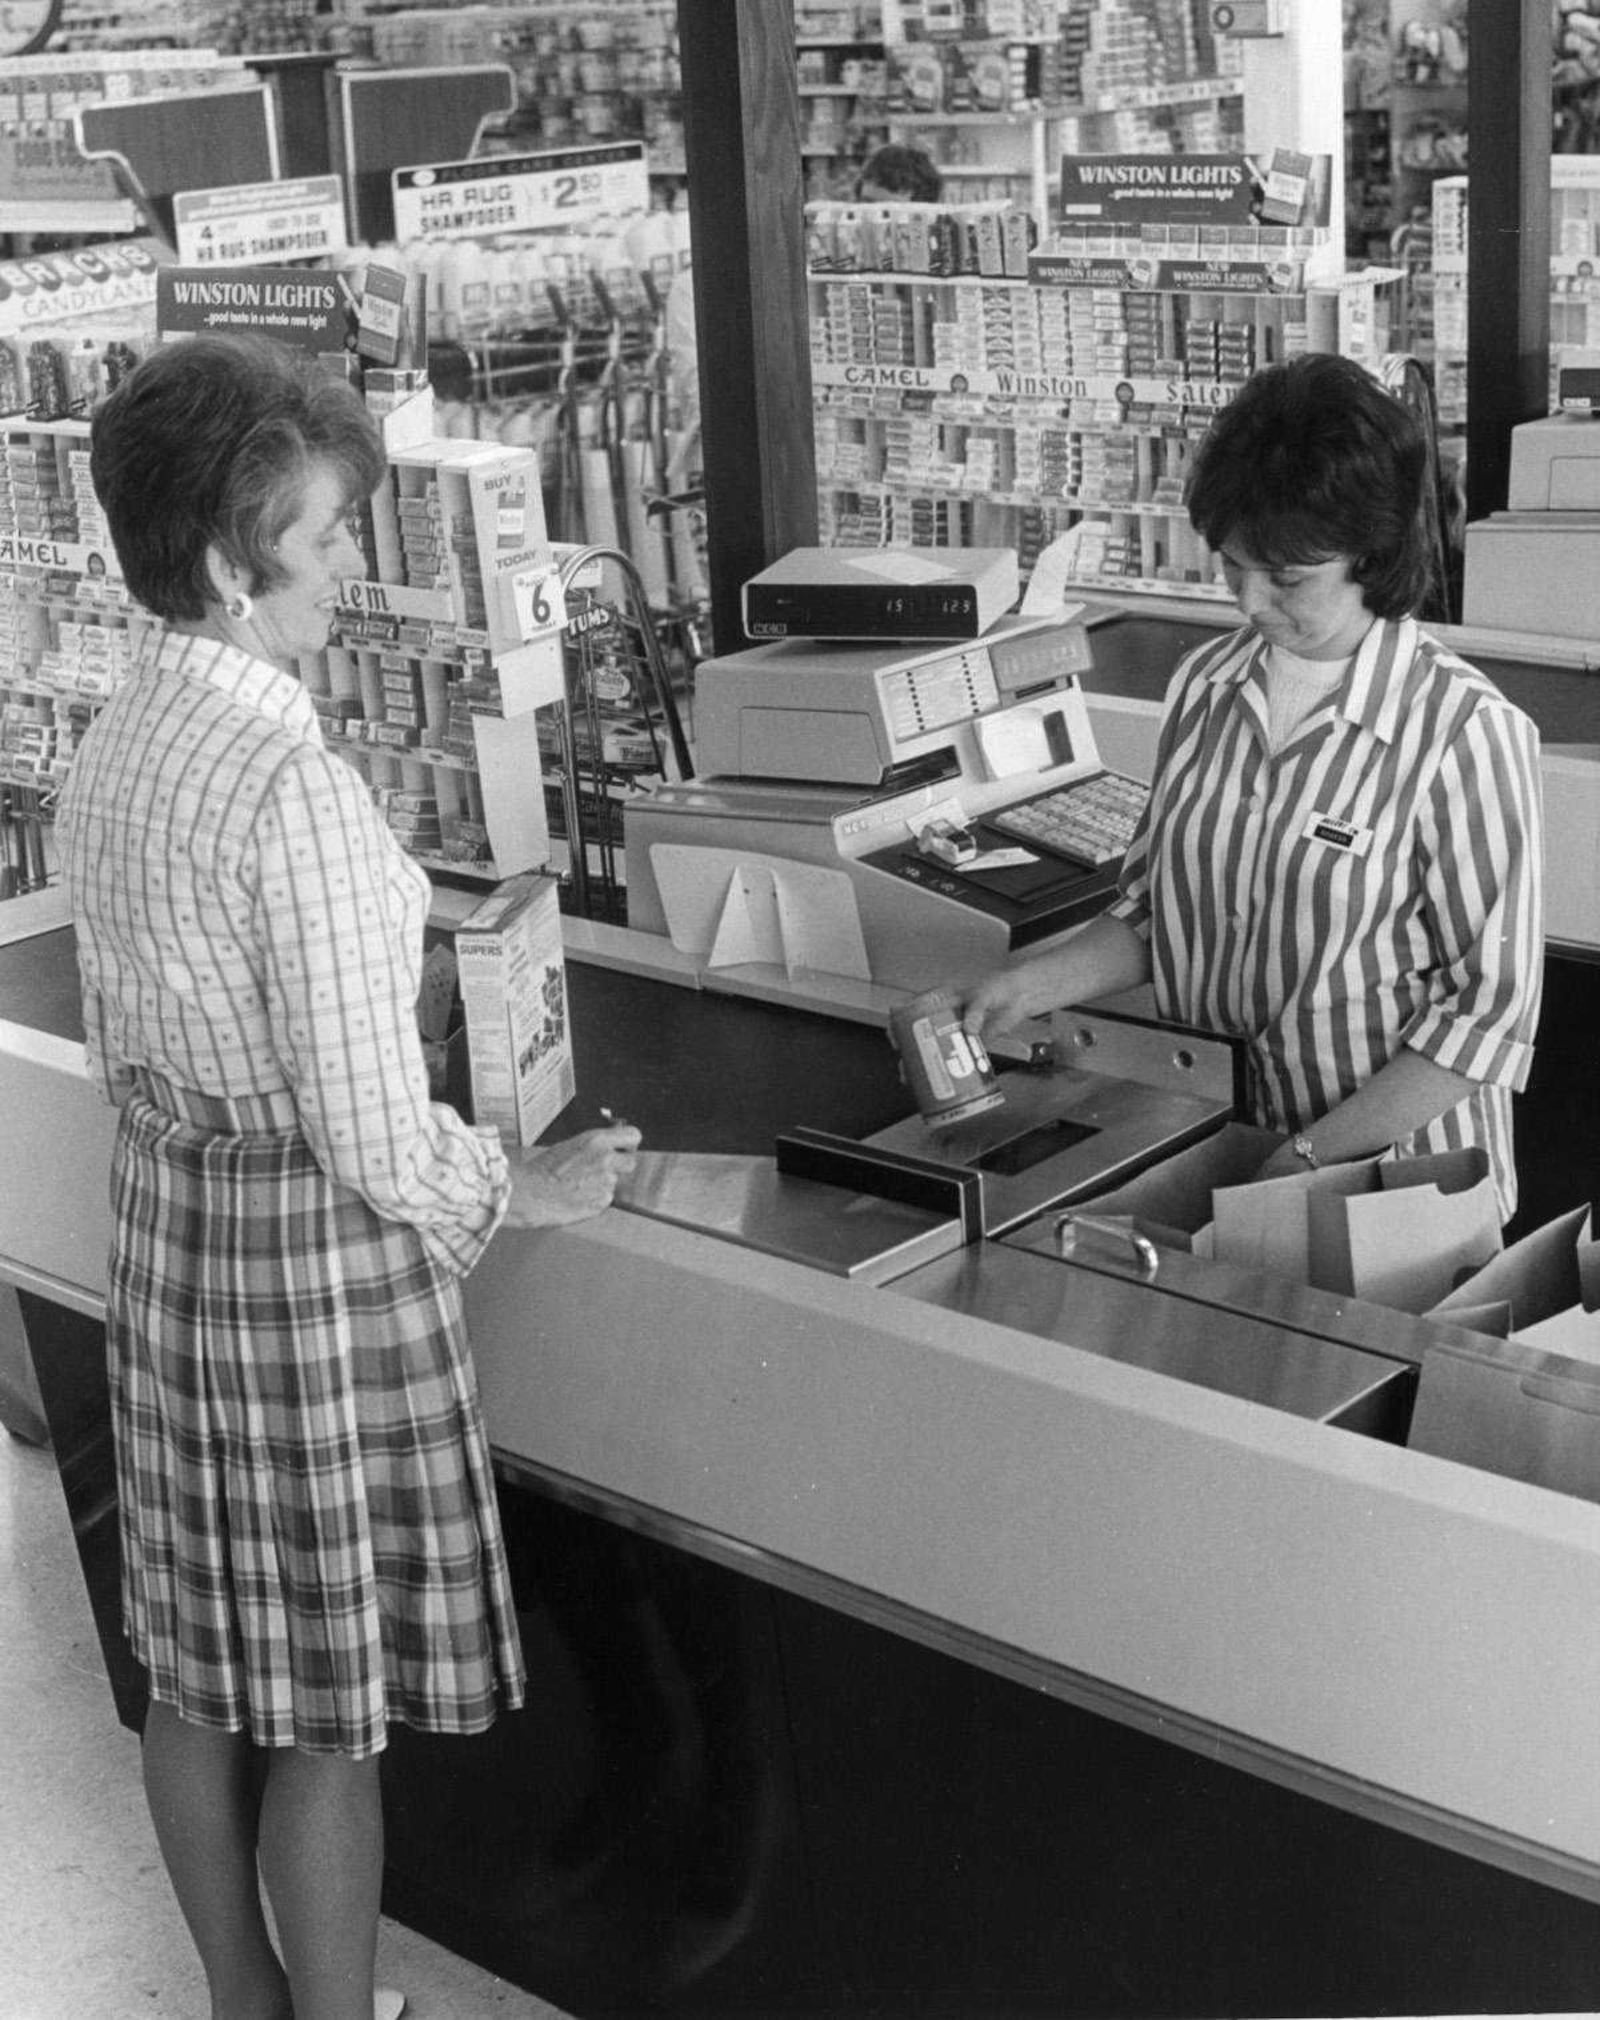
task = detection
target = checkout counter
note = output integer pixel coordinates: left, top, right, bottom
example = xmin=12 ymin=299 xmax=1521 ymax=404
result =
xmin=7 ymin=910 xmax=1600 ymax=2015
xmin=6 ymin=597 xmax=1600 ymax=2015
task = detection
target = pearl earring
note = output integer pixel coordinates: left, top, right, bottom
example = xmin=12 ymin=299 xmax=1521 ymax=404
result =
xmin=226 ymin=591 xmax=254 ymax=623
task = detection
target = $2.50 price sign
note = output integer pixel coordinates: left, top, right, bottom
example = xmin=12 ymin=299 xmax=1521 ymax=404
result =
xmin=392 ymin=144 xmax=648 ymax=244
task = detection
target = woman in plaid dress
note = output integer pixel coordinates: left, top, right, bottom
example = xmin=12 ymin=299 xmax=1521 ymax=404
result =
xmin=954 ymin=353 xmax=1542 ymax=1221
xmin=57 ymin=334 xmax=640 ymax=2020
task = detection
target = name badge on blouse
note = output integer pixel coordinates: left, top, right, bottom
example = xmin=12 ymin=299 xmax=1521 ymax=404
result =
xmin=1302 ymin=810 xmax=1372 ymax=855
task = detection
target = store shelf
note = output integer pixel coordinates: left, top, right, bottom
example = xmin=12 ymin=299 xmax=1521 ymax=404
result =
xmin=886 ymin=108 xmax=1058 ymax=126
xmin=0 ymin=201 xmax=138 ymax=234
xmin=813 ymin=361 xmax=1253 ymax=409
xmin=1070 ymin=75 xmax=1244 ymax=115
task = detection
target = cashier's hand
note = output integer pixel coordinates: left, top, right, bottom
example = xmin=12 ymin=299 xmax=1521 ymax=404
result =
xmin=1252 ymin=1140 xmax=1316 ymax=1183
xmin=957 ymin=963 xmax=1057 ymax=1044
xmin=503 ymin=1123 xmax=642 ymax=1228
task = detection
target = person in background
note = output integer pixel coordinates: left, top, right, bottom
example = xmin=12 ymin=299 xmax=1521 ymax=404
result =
xmin=855 ymin=141 xmax=944 ymax=203
xmin=56 ymin=333 xmax=640 ymax=2020
xmin=955 ymin=351 xmax=1543 ymax=1223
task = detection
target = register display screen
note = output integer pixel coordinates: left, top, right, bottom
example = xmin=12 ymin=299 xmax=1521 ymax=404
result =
xmin=989 ymin=625 xmax=1091 ymax=696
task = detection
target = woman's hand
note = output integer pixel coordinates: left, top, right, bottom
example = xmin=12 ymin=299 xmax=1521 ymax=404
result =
xmin=1252 ymin=1138 xmax=1317 ymax=1183
xmin=1249 ymin=1053 xmax=1480 ymax=1187
xmin=503 ymin=1122 xmax=642 ymax=1229
xmin=959 ymin=965 xmax=1049 ymax=1044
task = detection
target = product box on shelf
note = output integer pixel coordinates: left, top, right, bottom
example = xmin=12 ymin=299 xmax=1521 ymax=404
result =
xmin=375 ymin=440 xmax=557 ymax=659
xmin=454 ymin=870 xmax=575 ymax=1148
xmin=0 ymin=238 xmax=166 ymax=341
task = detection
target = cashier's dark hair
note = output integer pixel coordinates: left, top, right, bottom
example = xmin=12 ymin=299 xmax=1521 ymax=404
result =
xmin=89 ymin=332 xmax=384 ymax=624
xmin=855 ymin=143 xmax=944 ymax=203
xmin=1184 ymin=352 xmax=1431 ymax=620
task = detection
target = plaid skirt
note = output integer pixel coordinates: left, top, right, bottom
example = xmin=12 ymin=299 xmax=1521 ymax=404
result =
xmin=107 ymin=1075 xmax=526 ymax=1757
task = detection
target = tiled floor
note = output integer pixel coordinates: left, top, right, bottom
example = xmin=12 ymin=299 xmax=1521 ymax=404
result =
xmin=0 ymin=1426 xmax=578 ymax=2020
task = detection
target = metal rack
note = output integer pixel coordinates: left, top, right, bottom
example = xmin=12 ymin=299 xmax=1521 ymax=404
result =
xmin=0 ymin=785 xmax=50 ymax=901
xmin=550 ymin=542 xmax=694 ymax=922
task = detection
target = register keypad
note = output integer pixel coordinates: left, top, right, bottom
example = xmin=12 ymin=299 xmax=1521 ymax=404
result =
xmin=989 ymin=771 xmax=1148 ymax=868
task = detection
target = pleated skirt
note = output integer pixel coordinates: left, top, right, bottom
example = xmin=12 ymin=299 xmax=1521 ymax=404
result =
xmin=107 ymin=1075 xmax=526 ymax=1757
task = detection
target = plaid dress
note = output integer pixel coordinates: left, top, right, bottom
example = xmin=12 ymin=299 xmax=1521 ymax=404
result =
xmin=58 ymin=635 xmax=526 ymax=1757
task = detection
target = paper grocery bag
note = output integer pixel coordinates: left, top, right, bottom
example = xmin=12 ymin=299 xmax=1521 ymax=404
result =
xmin=1322 ymin=1147 xmax=1503 ymax=1314
xmin=1414 ymin=1206 xmax=1600 ymax=1504
xmin=1432 ymin=1300 xmax=1513 ymax=1339
xmin=1209 ymin=1156 xmax=1381 ymax=1285
xmin=1210 ymin=1147 xmax=1501 ymax=1310
xmin=1433 ymin=1204 xmax=1600 ymax=1362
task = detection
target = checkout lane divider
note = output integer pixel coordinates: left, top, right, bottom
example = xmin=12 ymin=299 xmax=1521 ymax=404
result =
xmin=775 ymin=1126 xmax=985 ymax=1245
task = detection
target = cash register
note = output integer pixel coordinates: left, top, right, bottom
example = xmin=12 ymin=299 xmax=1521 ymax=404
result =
xmin=624 ymin=602 xmax=1150 ymax=995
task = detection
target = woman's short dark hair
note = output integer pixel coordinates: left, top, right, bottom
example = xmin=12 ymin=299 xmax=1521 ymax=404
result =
xmin=856 ymin=143 xmax=944 ymax=204
xmin=1184 ymin=352 xmax=1432 ymax=619
xmin=90 ymin=332 xmax=385 ymax=623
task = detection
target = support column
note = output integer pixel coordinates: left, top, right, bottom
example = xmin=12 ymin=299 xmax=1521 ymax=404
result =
xmin=677 ymin=0 xmax=818 ymax=655
xmin=1466 ymin=0 xmax=1551 ymax=520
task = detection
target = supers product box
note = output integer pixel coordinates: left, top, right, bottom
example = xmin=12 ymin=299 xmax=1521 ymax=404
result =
xmin=455 ymin=872 xmax=574 ymax=1146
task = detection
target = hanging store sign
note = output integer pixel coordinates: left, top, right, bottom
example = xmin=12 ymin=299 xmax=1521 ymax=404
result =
xmin=1059 ymin=151 xmax=1334 ymax=232
xmin=173 ymin=177 xmax=348 ymax=268
xmin=156 ymin=266 xmax=353 ymax=350
xmin=0 ymin=236 xmax=162 ymax=334
xmin=391 ymin=142 xmax=648 ymax=244
xmin=1059 ymin=155 xmax=1258 ymax=227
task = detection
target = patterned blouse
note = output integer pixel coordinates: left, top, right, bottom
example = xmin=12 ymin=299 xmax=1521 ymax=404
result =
xmin=1107 ymin=615 xmax=1544 ymax=1218
xmin=57 ymin=633 xmax=510 ymax=1274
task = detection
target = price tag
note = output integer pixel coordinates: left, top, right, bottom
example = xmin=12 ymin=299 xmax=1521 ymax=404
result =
xmin=392 ymin=144 xmax=649 ymax=244
xmin=337 ymin=577 xmax=455 ymax=626
xmin=510 ymin=565 xmax=566 ymax=639
xmin=174 ymin=176 xmax=348 ymax=268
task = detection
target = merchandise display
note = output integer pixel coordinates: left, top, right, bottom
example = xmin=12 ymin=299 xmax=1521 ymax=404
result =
xmin=797 ymin=1 xmax=890 ymax=201
xmin=0 ymin=6 xmax=1468 ymax=880
xmin=0 ymin=238 xmax=164 ymax=808
xmin=0 ymin=219 xmax=695 ymax=901
xmin=12 ymin=19 xmax=1600 ymax=2020
xmin=0 ymin=46 xmax=249 ymax=235
xmin=808 ymin=147 xmax=1344 ymax=600
xmin=877 ymin=0 xmax=1243 ymax=216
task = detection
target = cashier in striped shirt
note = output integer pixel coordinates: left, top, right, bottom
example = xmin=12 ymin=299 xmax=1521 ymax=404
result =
xmin=959 ymin=352 xmax=1544 ymax=1223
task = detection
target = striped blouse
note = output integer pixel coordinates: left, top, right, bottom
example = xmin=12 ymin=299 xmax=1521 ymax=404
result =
xmin=1107 ymin=616 xmax=1544 ymax=1218
xmin=57 ymin=633 xmax=510 ymax=1274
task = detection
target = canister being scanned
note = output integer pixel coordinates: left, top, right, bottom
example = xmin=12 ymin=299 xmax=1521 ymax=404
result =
xmin=889 ymin=987 xmax=1005 ymax=1128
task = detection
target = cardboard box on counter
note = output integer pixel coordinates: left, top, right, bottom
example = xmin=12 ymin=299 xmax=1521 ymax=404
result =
xmin=455 ymin=872 xmax=574 ymax=1147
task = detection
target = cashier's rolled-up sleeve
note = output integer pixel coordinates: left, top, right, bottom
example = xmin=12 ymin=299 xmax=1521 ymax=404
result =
xmin=1403 ymin=696 xmax=1543 ymax=1090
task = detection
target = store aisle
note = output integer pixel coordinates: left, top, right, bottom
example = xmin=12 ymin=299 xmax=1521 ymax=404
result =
xmin=0 ymin=1429 xmax=578 ymax=2020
